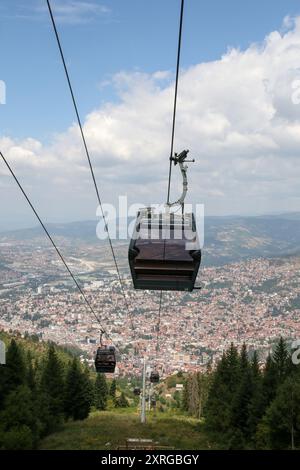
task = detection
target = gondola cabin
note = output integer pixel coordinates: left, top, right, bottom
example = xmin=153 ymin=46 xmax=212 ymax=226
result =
xmin=129 ymin=208 xmax=201 ymax=292
xmin=150 ymin=371 xmax=160 ymax=383
xmin=134 ymin=387 xmax=141 ymax=396
xmin=95 ymin=346 xmax=116 ymax=373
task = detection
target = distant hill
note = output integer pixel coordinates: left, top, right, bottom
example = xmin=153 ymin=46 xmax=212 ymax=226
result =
xmin=203 ymin=213 xmax=300 ymax=265
xmin=1 ymin=213 xmax=300 ymax=266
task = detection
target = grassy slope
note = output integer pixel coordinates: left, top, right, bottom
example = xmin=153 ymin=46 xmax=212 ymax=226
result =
xmin=40 ymin=409 xmax=213 ymax=450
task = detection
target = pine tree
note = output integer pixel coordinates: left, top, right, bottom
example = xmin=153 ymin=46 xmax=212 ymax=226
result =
xmin=0 ymin=339 xmax=26 ymax=407
xmin=230 ymin=344 xmax=253 ymax=446
xmin=247 ymin=351 xmax=263 ymax=441
xmin=0 ymin=385 xmax=40 ymax=449
xmin=110 ymin=379 xmax=117 ymax=399
xmin=225 ymin=344 xmax=241 ymax=395
xmin=256 ymin=376 xmax=300 ymax=449
xmin=262 ymin=354 xmax=278 ymax=406
xmin=251 ymin=351 xmax=261 ymax=381
xmin=181 ymin=378 xmax=189 ymax=412
xmin=83 ymin=365 xmax=94 ymax=410
xmin=273 ymin=337 xmax=290 ymax=384
xmin=239 ymin=343 xmax=249 ymax=373
xmin=205 ymin=345 xmax=240 ymax=439
xmin=40 ymin=344 xmax=64 ymax=431
xmin=94 ymin=373 xmax=108 ymax=410
xmin=115 ymin=391 xmax=129 ymax=408
xmin=27 ymin=359 xmax=36 ymax=392
xmin=64 ymin=358 xmax=92 ymax=421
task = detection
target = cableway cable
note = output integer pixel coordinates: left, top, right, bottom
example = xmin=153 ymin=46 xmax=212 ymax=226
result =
xmin=0 ymin=150 xmax=116 ymax=345
xmin=46 ymin=0 xmax=135 ymax=331
xmin=166 ymin=0 xmax=185 ymax=205
xmin=156 ymin=0 xmax=185 ymax=363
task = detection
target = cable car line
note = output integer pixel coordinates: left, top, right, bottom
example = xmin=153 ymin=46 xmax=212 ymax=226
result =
xmin=154 ymin=0 xmax=186 ymax=369
xmin=0 ymin=150 xmax=113 ymax=344
xmin=167 ymin=0 xmax=185 ymax=205
xmin=46 ymin=0 xmax=135 ymax=332
xmin=155 ymin=291 xmax=163 ymax=357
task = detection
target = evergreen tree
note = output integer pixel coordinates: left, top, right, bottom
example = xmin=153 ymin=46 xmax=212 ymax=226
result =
xmin=0 ymin=385 xmax=40 ymax=449
xmin=205 ymin=345 xmax=240 ymax=440
xmin=251 ymin=351 xmax=261 ymax=381
xmin=40 ymin=345 xmax=64 ymax=432
xmin=64 ymin=358 xmax=92 ymax=421
xmin=247 ymin=351 xmax=263 ymax=441
xmin=115 ymin=391 xmax=129 ymax=408
xmin=256 ymin=376 xmax=300 ymax=449
xmin=27 ymin=359 xmax=36 ymax=392
xmin=83 ymin=366 xmax=94 ymax=410
xmin=239 ymin=343 xmax=249 ymax=373
xmin=181 ymin=378 xmax=189 ymax=412
xmin=230 ymin=344 xmax=253 ymax=446
xmin=0 ymin=339 xmax=26 ymax=407
xmin=94 ymin=373 xmax=108 ymax=410
xmin=110 ymin=379 xmax=117 ymax=399
xmin=273 ymin=337 xmax=290 ymax=384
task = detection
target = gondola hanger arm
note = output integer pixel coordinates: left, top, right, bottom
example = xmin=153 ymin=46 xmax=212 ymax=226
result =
xmin=166 ymin=149 xmax=195 ymax=208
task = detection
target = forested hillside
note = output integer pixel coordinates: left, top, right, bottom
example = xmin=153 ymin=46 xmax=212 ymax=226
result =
xmin=1 ymin=332 xmax=299 ymax=450
xmin=182 ymin=339 xmax=300 ymax=449
xmin=0 ymin=331 xmax=116 ymax=449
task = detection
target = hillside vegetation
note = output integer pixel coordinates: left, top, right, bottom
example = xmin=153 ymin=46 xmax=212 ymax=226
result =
xmin=40 ymin=410 xmax=211 ymax=450
xmin=1 ymin=331 xmax=300 ymax=450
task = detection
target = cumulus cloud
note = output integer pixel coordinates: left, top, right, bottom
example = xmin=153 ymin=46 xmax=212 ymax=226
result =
xmin=2 ymin=16 xmax=300 ymax=225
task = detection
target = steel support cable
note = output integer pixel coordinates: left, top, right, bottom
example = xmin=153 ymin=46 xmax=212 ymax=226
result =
xmin=0 ymin=151 xmax=115 ymax=345
xmin=155 ymin=291 xmax=163 ymax=360
xmin=166 ymin=0 xmax=185 ymax=205
xmin=46 ymin=0 xmax=135 ymax=331
xmin=155 ymin=1 xmax=185 ymax=360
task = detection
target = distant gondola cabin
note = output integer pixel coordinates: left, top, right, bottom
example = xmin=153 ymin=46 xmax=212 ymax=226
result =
xmin=95 ymin=346 xmax=116 ymax=373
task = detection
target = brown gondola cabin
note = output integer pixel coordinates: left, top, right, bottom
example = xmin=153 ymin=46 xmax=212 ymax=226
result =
xmin=129 ymin=208 xmax=201 ymax=292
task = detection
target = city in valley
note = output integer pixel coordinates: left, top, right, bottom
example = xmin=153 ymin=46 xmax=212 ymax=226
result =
xmin=1 ymin=220 xmax=300 ymax=377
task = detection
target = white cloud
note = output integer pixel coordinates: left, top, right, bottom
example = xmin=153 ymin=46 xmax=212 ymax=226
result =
xmin=44 ymin=0 xmax=111 ymax=24
xmin=3 ymin=1 xmax=112 ymax=25
xmin=2 ymin=16 xmax=300 ymax=225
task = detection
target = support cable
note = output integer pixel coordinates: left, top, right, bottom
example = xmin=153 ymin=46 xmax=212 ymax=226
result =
xmin=0 ymin=150 xmax=114 ymax=343
xmin=46 ymin=0 xmax=135 ymax=330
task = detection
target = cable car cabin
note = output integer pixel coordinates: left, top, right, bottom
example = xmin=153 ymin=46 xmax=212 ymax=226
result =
xmin=95 ymin=346 xmax=116 ymax=373
xmin=129 ymin=209 xmax=201 ymax=292
xmin=134 ymin=387 xmax=141 ymax=396
xmin=150 ymin=371 xmax=160 ymax=383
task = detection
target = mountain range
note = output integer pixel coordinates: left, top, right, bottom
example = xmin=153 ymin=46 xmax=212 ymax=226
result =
xmin=1 ymin=213 xmax=300 ymax=266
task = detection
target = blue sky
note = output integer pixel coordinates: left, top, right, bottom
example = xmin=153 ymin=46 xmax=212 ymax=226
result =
xmin=2 ymin=1 xmax=300 ymax=229
xmin=1 ymin=0 xmax=300 ymax=140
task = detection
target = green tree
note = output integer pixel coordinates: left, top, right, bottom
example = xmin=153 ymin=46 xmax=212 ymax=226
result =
xmin=0 ymin=385 xmax=40 ymax=449
xmin=64 ymin=358 xmax=92 ymax=421
xmin=0 ymin=425 xmax=33 ymax=450
xmin=110 ymin=379 xmax=117 ymax=399
xmin=256 ymin=376 xmax=300 ymax=449
xmin=181 ymin=378 xmax=189 ymax=412
xmin=115 ymin=391 xmax=129 ymax=408
xmin=40 ymin=345 xmax=65 ymax=432
xmin=247 ymin=351 xmax=263 ymax=441
xmin=27 ymin=359 xmax=36 ymax=392
xmin=0 ymin=339 xmax=26 ymax=406
xmin=94 ymin=373 xmax=108 ymax=410
xmin=205 ymin=344 xmax=240 ymax=440
xmin=273 ymin=337 xmax=290 ymax=383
